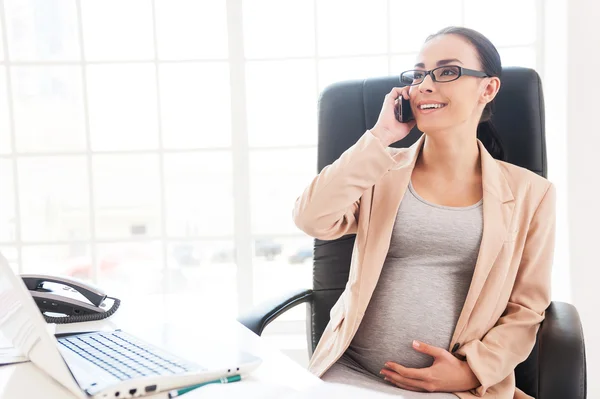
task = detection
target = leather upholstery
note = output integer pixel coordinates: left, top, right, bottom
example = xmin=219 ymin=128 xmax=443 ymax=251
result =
xmin=317 ymin=67 xmax=546 ymax=174
xmin=238 ymin=67 xmax=585 ymax=399
xmin=310 ymin=67 xmax=584 ymax=398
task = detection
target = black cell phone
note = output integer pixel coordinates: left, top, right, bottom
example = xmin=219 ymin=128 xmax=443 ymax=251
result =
xmin=394 ymin=95 xmax=414 ymax=123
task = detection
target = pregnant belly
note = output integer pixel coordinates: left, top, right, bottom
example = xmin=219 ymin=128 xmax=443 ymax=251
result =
xmin=345 ymin=303 xmax=459 ymax=377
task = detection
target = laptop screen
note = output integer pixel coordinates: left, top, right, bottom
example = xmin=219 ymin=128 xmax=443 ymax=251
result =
xmin=0 ymin=252 xmax=86 ymax=398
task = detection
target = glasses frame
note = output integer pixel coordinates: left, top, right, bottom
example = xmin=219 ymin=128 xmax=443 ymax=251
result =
xmin=400 ymin=65 xmax=489 ymax=86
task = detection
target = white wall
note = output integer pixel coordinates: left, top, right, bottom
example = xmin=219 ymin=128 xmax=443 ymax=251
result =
xmin=567 ymin=0 xmax=600 ymax=395
xmin=544 ymin=0 xmax=570 ymax=303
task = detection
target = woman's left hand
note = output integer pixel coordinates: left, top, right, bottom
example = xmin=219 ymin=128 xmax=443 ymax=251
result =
xmin=380 ymin=340 xmax=480 ymax=393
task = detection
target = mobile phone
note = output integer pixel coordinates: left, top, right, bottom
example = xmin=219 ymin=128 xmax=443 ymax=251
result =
xmin=395 ymin=95 xmax=414 ymax=123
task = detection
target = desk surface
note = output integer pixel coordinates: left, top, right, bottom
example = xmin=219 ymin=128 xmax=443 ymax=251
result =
xmin=0 ymin=294 xmax=322 ymax=399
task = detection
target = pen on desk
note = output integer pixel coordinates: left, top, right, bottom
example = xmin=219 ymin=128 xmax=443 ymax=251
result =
xmin=167 ymin=375 xmax=242 ymax=398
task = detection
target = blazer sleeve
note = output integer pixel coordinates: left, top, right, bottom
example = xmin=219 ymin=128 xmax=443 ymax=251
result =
xmin=293 ymin=130 xmax=396 ymax=241
xmin=457 ymin=183 xmax=556 ymax=397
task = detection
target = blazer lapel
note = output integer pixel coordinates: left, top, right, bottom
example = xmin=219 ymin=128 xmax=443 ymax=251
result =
xmin=352 ymin=135 xmax=515 ymax=348
xmin=352 ymin=135 xmax=514 ymax=345
xmin=355 ymin=135 xmax=426 ymax=316
xmin=450 ymin=141 xmax=515 ymax=346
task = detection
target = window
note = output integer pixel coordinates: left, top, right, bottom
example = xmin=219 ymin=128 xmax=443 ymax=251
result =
xmin=0 ymin=0 xmax=237 ymax=313
xmin=0 ymin=159 xmax=15 ymax=242
xmin=12 ymin=66 xmax=86 ymax=152
xmin=0 ymin=69 xmax=9 ymax=153
xmin=0 ymin=0 xmax=561 ymax=369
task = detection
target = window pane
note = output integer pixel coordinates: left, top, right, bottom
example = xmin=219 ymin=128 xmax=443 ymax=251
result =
xmin=498 ymin=46 xmax=536 ymax=69
xmin=246 ymin=60 xmax=317 ymax=147
xmin=159 ymin=63 xmax=231 ymax=149
xmin=253 ymin=235 xmax=312 ymax=366
xmin=167 ymin=240 xmax=237 ymax=315
xmin=22 ymin=244 xmax=91 ymax=279
xmin=97 ymin=241 xmax=163 ymax=296
xmin=0 ymin=10 xmax=4 ymax=60
xmin=18 ymin=157 xmax=90 ymax=242
xmin=317 ymin=0 xmax=387 ymax=56
xmin=155 ymin=0 xmax=228 ymax=60
xmin=4 ymin=0 xmax=80 ymax=61
xmin=253 ymin=236 xmax=313 ymax=303
xmin=465 ymin=0 xmax=537 ymax=47
xmin=81 ymin=0 xmax=154 ymax=61
xmin=0 ymin=247 xmax=18 ymax=273
xmin=93 ymin=154 xmax=161 ymax=239
xmin=243 ymin=0 xmax=315 ymax=58
xmin=12 ymin=66 xmax=86 ymax=152
xmin=0 ymin=160 xmax=16 ymax=242
xmin=164 ymin=152 xmax=233 ymax=237
xmin=0 ymin=68 xmax=10 ymax=154
xmin=390 ymin=54 xmax=419 ymax=77
xmin=250 ymin=149 xmax=317 ymax=235
xmin=390 ymin=0 xmax=462 ymax=53
xmin=318 ymin=56 xmax=389 ymax=92
xmin=87 ymin=64 xmax=159 ymax=151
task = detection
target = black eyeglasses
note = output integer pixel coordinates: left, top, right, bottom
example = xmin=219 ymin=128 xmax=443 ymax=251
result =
xmin=400 ymin=65 xmax=489 ymax=86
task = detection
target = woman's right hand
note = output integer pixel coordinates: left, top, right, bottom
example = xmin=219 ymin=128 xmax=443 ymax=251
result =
xmin=370 ymin=87 xmax=417 ymax=147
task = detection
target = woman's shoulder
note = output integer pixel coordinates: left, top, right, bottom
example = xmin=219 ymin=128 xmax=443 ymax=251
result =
xmin=496 ymin=159 xmax=554 ymax=203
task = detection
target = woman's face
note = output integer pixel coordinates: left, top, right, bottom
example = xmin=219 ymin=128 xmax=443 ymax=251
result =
xmin=409 ymin=34 xmax=499 ymax=135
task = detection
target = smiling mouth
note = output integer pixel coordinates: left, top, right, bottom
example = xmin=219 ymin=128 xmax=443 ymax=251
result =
xmin=418 ymin=103 xmax=447 ymax=110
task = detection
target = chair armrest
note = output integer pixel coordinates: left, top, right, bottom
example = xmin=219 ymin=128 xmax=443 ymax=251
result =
xmin=538 ymin=301 xmax=587 ymax=399
xmin=237 ymin=288 xmax=313 ymax=336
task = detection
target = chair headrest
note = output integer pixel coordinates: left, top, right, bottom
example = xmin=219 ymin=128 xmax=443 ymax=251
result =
xmin=317 ymin=67 xmax=546 ymax=177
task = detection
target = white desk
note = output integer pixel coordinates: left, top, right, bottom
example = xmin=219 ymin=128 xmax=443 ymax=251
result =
xmin=0 ymin=294 xmax=322 ymax=399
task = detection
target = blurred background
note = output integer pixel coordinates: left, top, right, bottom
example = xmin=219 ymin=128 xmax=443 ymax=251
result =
xmin=1 ymin=0 xmax=598 ymax=395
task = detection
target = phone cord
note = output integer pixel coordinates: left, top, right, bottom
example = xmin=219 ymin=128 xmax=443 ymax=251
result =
xmin=43 ymin=297 xmax=121 ymax=324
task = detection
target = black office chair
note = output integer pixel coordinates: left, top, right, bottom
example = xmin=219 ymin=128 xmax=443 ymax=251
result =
xmin=239 ymin=67 xmax=587 ymax=399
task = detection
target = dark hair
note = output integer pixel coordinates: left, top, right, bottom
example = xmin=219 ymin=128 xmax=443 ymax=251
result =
xmin=425 ymin=27 xmax=505 ymax=160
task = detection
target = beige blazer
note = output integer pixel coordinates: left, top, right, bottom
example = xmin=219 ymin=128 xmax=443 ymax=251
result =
xmin=293 ymin=131 xmax=555 ymax=399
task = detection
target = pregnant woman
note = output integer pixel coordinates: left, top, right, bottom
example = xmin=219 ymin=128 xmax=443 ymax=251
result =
xmin=293 ymin=26 xmax=555 ymax=399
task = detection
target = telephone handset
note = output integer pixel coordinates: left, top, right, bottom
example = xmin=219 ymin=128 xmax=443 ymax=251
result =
xmin=21 ymin=274 xmax=121 ymax=324
xmin=394 ymin=92 xmax=415 ymax=123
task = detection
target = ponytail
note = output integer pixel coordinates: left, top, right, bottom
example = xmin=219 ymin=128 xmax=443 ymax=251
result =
xmin=477 ymin=120 xmax=505 ymax=161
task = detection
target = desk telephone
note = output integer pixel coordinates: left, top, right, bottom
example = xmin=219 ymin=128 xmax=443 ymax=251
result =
xmin=21 ymin=274 xmax=121 ymax=324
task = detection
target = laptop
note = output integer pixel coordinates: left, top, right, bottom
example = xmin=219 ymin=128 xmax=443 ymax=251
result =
xmin=0 ymin=253 xmax=262 ymax=398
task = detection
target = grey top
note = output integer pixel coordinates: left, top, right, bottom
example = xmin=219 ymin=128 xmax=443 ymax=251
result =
xmin=322 ymin=181 xmax=483 ymax=397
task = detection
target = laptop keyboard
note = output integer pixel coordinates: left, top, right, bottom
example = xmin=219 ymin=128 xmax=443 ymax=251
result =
xmin=58 ymin=331 xmax=203 ymax=381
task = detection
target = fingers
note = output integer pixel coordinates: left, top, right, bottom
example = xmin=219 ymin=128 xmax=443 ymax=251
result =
xmin=381 ymin=370 xmax=430 ymax=392
xmin=384 ymin=362 xmax=427 ymax=380
xmin=387 ymin=86 xmax=409 ymax=102
xmin=411 ymin=340 xmax=446 ymax=358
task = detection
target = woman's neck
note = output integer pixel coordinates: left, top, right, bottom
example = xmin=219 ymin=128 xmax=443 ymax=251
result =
xmin=416 ymin=132 xmax=481 ymax=181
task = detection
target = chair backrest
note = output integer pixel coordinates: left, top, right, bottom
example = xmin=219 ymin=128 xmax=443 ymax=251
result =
xmin=309 ymin=67 xmax=546 ymax=396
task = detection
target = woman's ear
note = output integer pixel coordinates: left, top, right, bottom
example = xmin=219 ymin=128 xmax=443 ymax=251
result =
xmin=480 ymin=77 xmax=501 ymax=104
